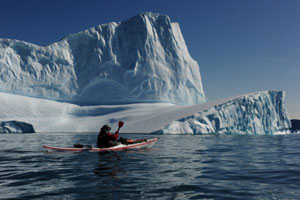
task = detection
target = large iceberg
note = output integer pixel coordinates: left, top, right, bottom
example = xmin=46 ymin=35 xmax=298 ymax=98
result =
xmin=0 ymin=12 xmax=205 ymax=105
xmin=0 ymin=12 xmax=291 ymax=134
xmin=158 ymin=91 xmax=291 ymax=134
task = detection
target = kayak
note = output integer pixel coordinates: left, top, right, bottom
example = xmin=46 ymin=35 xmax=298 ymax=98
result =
xmin=43 ymin=137 xmax=159 ymax=152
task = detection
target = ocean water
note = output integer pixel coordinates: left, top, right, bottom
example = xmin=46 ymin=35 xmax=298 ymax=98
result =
xmin=1 ymin=133 xmax=300 ymax=200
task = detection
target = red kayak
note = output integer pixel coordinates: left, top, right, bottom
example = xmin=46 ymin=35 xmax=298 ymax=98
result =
xmin=43 ymin=137 xmax=159 ymax=152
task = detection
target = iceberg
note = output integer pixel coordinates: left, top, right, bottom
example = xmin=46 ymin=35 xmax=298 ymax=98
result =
xmin=290 ymin=119 xmax=300 ymax=133
xmin=0 ymin=12 xmax=291 ymax=135
xmin=157 ymin=91 xmax=291 ymax=134
xmin=0 ymin=12 xmax=206 ymax=105
xmin=0 ymin=120 xmax=35 ymax=133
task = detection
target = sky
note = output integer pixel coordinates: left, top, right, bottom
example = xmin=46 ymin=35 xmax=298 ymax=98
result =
xmin=0 ymin=0 xmax=299 ymax=118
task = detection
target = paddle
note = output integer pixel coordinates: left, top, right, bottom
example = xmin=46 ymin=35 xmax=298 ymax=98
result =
xmin=116 ymin=121 xmax=144 ymax=144
xmin=117 ymin=121 xmax=124 ymax=132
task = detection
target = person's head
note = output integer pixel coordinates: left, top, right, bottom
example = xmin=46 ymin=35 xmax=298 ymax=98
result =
xmin=101 ymin=125 xmax=111 ymax=134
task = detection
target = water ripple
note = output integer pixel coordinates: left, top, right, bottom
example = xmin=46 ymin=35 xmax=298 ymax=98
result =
xmin=1 ymin=133 xmax=300 ymax=199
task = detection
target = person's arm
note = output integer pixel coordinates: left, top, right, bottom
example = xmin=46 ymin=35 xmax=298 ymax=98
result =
xmin=107 ymin=132 xmax=119 ymax=140
xmin=114 ymin=131 xmax=119 ymax=140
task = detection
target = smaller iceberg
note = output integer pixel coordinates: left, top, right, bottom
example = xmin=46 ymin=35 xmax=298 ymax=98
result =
xmin=159 ymin=91 xmax=291 ymax=134
xmin=0 ymin=121 xmax=36 ymax=133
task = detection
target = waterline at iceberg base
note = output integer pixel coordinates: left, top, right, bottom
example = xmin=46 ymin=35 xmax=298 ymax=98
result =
xmin=158 ymin=91 xmax=291 ymax=134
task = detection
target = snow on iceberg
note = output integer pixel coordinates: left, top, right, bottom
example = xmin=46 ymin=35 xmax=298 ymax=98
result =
xmin=0 ymin=12 xmax=206 ymax=105
xmin=158 ymin=91 xmax=291 ymax=134
xmin=0 ymin=91 xmax=177 ymax=132
xmin=0 ymin=121 xmax=35 ymax=133
xmin=0 ymin=91 xmax=290 ymax=134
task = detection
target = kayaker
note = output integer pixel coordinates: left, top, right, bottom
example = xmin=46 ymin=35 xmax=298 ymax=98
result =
xmin=97 ymin=124 xmax=119 ymax=148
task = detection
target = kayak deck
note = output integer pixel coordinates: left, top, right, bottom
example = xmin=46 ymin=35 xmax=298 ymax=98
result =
xmin=43 ymin=137 xmax=159 ymax=152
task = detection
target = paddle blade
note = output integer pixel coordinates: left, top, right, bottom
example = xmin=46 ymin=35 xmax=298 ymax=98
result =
xmin=118 ymin=121 xmax=124 ymax=128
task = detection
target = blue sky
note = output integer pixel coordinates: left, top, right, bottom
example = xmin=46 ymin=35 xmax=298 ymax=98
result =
xmin=1 ymin=0 xmax=299 ymax=118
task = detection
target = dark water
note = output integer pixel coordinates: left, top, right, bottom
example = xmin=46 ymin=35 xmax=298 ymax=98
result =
xmin=1 ymin=133 xmax=300 ymax=200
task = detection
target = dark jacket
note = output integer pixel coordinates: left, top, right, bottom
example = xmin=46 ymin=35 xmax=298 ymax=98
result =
xmin=97 ymin=131 xmax=119 ymax=148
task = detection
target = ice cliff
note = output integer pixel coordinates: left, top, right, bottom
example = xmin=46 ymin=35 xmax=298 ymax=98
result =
xmin=0 ymin=12 xmax=205 ymax=105
xmin=158 ymin=91 xmax=291 ymax=134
